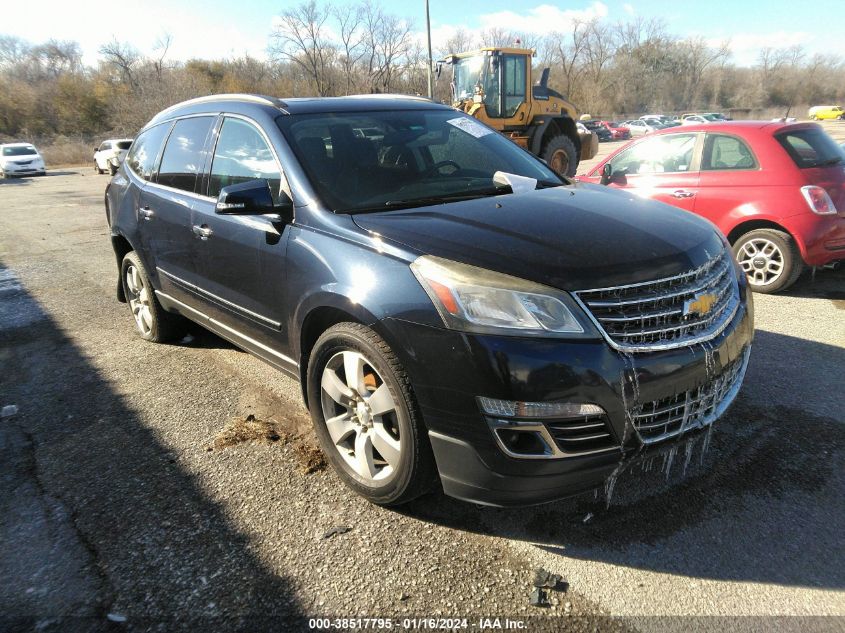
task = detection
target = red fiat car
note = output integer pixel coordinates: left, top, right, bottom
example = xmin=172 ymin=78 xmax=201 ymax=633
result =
xmin=599 ymin=120 xmax=632 ymax=141
xmin=580 ymin=121 xmax=845 ymax=292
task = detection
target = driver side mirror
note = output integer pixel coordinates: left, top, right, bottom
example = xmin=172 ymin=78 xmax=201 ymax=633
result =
xmin=599 ymin=163 xmax=626 ymax=186
xmin=216 ymin=179 xmax=293 ymax=223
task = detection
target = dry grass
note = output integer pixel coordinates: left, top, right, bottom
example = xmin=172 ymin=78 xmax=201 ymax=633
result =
xmin=39 ymin=139 xmax=94 ymax=168
xmin=210 ymin=414 xmax=287 ymax=450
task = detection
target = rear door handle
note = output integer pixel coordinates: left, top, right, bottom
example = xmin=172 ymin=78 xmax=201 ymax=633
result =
xmin=672 ymin=190 xmax=695 ymax=199
xmin=139 ymin=206 xmax=154 ymax=220
xmin=192 ymin=224 xmax=213 ymax=240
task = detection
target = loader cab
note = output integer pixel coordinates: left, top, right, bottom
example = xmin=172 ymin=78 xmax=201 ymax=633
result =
xmin=449 ymin=49 xmax=530 ymax=122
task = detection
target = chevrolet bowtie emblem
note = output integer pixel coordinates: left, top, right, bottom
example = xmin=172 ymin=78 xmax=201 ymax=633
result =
xmin=684 ymin=292 xmax=717 ymax=317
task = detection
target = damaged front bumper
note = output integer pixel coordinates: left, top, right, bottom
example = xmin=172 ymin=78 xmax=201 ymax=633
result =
xmin=381 ymin=290 xmax=754 ymax=507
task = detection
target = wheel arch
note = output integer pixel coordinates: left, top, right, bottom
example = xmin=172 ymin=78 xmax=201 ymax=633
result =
xmin=726 ymin=218 xmax=801 ymax=253
xmin=528 ymin=116 xmax=581 ymax=157
xmin=297 ymin=299 xmax=382 ymax=408
xmin=111 ymin=233 xmax=136 ymax=302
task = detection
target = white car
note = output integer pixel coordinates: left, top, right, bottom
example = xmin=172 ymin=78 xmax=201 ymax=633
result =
xmin=621 ymin=120 xmax=657 ymax=136
xmin=0 ymin=143 xmax=46 ymax=179
xmin=94 ymin=138 xmax=133 ymax=175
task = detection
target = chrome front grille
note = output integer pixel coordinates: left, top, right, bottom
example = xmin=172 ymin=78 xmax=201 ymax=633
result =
xmin=546 ymin=414 xmax=617 ymax=454
xmin=574 ymin=250 xmax=739 ymax=352
xmin=633 ymin=347 xmax=750 ymax=443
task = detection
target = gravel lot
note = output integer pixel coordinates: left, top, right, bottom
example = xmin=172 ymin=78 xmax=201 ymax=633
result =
xmin=1 ymin=125 xmax=843 ymax=633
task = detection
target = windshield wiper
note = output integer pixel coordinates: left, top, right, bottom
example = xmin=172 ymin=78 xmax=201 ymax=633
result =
xmin=372 ymin=187 xmax=507 ymax=211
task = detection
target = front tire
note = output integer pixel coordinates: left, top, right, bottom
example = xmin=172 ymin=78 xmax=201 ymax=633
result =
xmin=732 ymin=228 xmax=803 ymax=294
xmin=94 ymin=161 xmax=103 ymax=174
xmin=307 ymin=323 xmax=436 ymax=505
xmin=541 ymin=134 xmax=578 ymax=178
xmin=120 ymin=251 xmax=185 ymax=342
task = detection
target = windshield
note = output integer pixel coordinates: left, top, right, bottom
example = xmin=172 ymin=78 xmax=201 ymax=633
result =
xmin=2 ymin=146 xmax=37 ymax=156
xmin=277 ymin=109 xmax=563 ymax=213
xmin=776 ymin=127 xmax=843 ymax=168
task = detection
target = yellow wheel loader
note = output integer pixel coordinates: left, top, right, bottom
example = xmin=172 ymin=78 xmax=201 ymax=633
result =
xmin=439 ymin=47 xmax=597 ymax=177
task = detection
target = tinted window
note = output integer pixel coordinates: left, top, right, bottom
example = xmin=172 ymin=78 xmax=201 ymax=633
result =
xmin=776 ymin=128 xmax=843 ymax=168
xmin=610 ymin=133 xmax=697 ymax=175
xmin=116 ymin=141 xmax=132 ymax=150
xmin=278 ymin=110 xmax=561 ymax=213
xmin=209 ymin=118 xmax=282 ymax=201
xmin=157 ymin=117 xmax=214 ymax=192
xmin=125 ymin=123 xmax=170 ymax=180
xmin=702 ymin=134 xmax=756 ymax=170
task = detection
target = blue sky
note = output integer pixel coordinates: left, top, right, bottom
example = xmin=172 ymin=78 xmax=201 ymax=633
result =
xmin=4 ymin=0 xmax=841 ymax=67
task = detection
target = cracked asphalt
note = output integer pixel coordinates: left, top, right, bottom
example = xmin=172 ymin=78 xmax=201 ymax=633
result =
xmin=0 ymin=162 xmax=843 ymax=633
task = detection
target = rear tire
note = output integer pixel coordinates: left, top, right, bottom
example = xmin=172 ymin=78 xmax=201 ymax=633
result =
xmin=732 ymin=228 xmax=803 ymax=294
xmin=541 ymin=134 xmax=578 ymax=178
xmin=120 ymin=251 xmax=186 ymax=342
xmin=307 ymin=323 xmax=437 ymax=506
xmin=109 ymin=162 xmax=118 ymax=176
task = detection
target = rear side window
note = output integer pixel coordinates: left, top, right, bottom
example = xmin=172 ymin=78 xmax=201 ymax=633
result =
xmin=126 ymin=124 xmax=170 ymax=181
xmin=157 ymin=117 xmax=214 ymax=192
xmin=116 ymin=141 xmax=132 ymax=150
xmin=702 ymin=134 xmax=757 ymax=170
xmin=776 ymin=128 xmax=843 ymax=168
xmin=208 ymin=118 xmax=282 ymax=201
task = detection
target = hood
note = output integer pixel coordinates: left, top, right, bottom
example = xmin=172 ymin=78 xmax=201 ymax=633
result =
xmin=352 ymin=184 xmax=726 ymax=290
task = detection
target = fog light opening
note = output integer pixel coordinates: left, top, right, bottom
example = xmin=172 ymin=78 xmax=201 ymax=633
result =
xmin=494 ymin=428 xmax=551 ymax=456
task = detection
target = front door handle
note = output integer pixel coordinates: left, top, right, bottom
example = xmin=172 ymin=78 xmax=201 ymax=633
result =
xmin=139 ymin=206 xmax=154 ymax=220
xmin=192 ymin=224 xmax=213 ymax=240
xmin=672 ymin=189 xmax=695 ymax=199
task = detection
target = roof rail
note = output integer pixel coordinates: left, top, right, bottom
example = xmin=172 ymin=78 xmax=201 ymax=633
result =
xmin=152 ymin=93 xmax=289 ymax=121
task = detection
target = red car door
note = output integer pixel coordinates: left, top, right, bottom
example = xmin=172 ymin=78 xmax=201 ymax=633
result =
xmin=693 ymin=132 xmax=768 ymax=231
xmin=603 ymin=132 xmax=703 ymax=213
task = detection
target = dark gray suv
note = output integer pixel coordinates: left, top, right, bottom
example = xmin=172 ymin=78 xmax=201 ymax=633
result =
xmin=106 ymin=94 xmax=753 ymax=507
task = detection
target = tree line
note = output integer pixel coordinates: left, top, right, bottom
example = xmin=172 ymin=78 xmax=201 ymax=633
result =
xmin=1 ymin=0 xmax=843 ymax=142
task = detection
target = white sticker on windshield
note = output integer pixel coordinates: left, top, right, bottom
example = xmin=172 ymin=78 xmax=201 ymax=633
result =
xmin=447 ymin=117 xmax=493 ymax=138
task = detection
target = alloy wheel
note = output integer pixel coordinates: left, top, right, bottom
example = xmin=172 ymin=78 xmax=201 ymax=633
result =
xmin=319 ymin=350 xmax=401 ymax=484
xmin=737 ymin=237 xmax=784 ymax=286
xmin=125 ymin=264 xmax=153 ymax=336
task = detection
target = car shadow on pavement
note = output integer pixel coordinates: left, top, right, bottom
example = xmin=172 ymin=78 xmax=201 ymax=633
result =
xmin=0 ymin=276 xmax=307 ymax=632
xmin=400 ymin=330 xmax=845 ymax=591
xmin=781 ymin=266 xmax=845 ymax=300
xmin=0 ymin=177 xmax=33 ymax=186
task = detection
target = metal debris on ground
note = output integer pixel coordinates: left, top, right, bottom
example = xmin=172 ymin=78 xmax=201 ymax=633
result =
xmin=322 ymin=525 xmax=352 ymax=539
xmin=533 ymin=568 xmax=563 ymax=589
xmin=529 ymin=587 xmax=549 ymax=608
xmin=582 ymin=512 xmax=593 ymax=523
xmin=399 ymin=592 xmax=410 ymax=601
xmin=1 ymin=404 xmax=18 ymax=418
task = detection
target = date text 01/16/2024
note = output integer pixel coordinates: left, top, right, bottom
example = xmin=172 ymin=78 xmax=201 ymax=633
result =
xmin=308 ymin=618 xmax=527 ymax=630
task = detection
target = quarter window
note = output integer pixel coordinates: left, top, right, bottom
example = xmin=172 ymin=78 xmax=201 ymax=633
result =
xmin=157 ymin=117 xmax=214 ymax=192
xmin=702 ymin=135 xmax=756 ymax=170
xmin=208 ymin=118 xmax=282 ymax=201
xmin=125 ymin=123 xmax=171 ymax=181
xmin=610 ymin=134 xmax=697 ymax=175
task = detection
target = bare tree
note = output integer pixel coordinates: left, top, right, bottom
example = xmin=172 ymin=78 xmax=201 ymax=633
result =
xmin=99 ymin=39 xmax=141 ymax=87
xmin=334 ymin=3 xmax=365 ymax=94
xmin=269 ymin=0 xmax=336 ymax=96
xmin=152 ymin=33 xmax=173 ymax=82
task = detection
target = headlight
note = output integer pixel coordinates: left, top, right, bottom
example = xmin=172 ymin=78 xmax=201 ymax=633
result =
xmin=410 ymin=255 xmax=593 ymax=337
